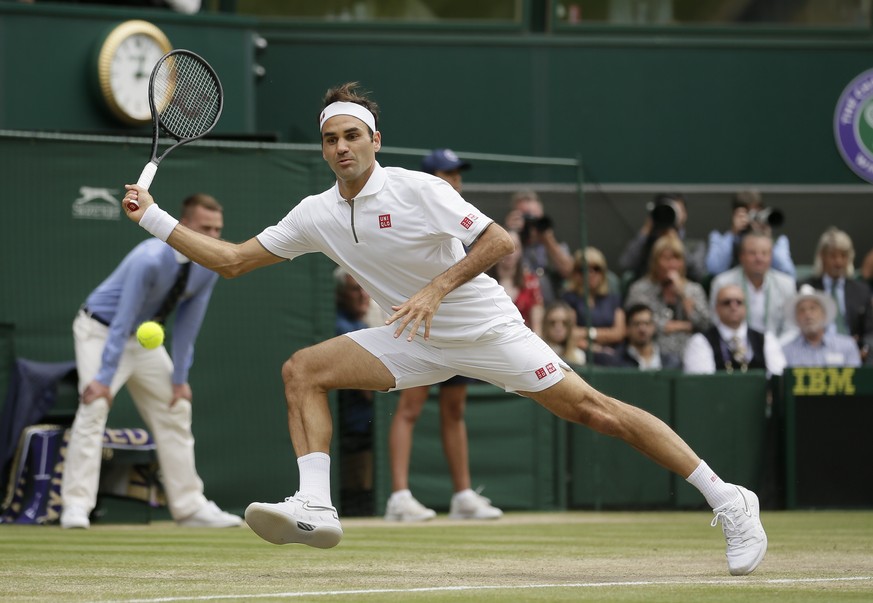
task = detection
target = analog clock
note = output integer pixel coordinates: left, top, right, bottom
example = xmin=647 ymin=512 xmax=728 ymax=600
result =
xmin=96 ymin=20 xmax=172 ymax=125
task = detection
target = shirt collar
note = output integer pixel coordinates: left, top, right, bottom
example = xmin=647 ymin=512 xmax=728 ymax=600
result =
xmin=822 ymin=274 xmax=843 ymax=292
xmin=332 ymin=161 xmax=387 ymax=203
xmin=717 ymin=322 xmax=748 ymax=341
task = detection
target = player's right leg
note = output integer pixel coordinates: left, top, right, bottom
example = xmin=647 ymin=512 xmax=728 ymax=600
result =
xmin=245 ymin=332 xmax=398 ymax=547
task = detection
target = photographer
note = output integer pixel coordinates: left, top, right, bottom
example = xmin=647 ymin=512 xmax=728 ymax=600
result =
xmin=706 ymin=189 xmax=795 ymax=278
xmin=504 ymin=189 xmax=574 ymax=304
xmin=618 ymin=193 xmax=707 ymax=284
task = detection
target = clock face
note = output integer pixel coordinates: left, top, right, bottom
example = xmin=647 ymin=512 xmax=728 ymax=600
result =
xmin=97 ymin=21 xmax=172 ymax=125
xmin=109 ymin=34 xmax=168 ymax=122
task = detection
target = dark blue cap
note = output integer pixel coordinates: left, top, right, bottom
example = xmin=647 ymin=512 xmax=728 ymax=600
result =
xmin=421 ymin=148 xmax=471 ymax=174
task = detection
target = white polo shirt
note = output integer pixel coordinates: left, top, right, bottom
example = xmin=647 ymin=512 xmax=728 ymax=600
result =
xmin=257 ymin=162 xmax=523 ymax=342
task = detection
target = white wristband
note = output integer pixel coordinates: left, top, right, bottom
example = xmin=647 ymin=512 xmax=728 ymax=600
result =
xmin=139 ymin=204 xmax=179 ymax=242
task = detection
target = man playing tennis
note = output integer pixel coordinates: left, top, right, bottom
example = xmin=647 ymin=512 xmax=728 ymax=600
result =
xmin=123 ymin=82 xmax=767 ymax=576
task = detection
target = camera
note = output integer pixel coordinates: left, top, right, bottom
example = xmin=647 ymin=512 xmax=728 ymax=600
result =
xmin=520 ymin=214 xmax=553 ymax=243
xmin=748 ymin=207 xmax=784 ymax=229
xmin=646 ymin=194 xmax=683 ymax=230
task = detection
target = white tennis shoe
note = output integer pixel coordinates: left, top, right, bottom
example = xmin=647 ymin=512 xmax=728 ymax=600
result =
xmin=711 ymin=485 xmax=768 ymax=575
xmin=449 ymin=489 xmax=503 ymax=520
xmin=60 ymin=505 xmax=90 ymax=529
xmin=178 ymin=500 xmax=243 ymax=528
xmin=384 ymin=491 xmax=436 ymax=522
xmin=245 ymin=493 xmax=343 ymax=549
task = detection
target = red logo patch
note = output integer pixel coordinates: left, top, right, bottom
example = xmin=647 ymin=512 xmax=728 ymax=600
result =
xmin=535 ymin=367 xmax=547 ymax=380
xmin=379 ymin=214 xmax=392 ymax=229
xmin=546 ymin=363 xmax=556 ymax=374
xmin=460 ymin=216 xmax=473 ymax=229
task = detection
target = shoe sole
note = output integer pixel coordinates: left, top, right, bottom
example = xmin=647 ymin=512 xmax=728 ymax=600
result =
xmin=448 ymin=513 xmax=503 ymax=520
xmin=244 ymin=503 xmax=343 ymax=549
xmin=383 ymin=513 xmax=436 ymax=522
xmin=730 ymin=532 xmax=768 ymax=576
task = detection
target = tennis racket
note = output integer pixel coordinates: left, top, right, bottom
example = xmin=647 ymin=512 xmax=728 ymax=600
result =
xmin=127 ymin=49 xmax=223 ymax=211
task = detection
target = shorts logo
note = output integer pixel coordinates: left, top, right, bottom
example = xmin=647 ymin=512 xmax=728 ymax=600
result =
xmin=379 ymin=214 xmax=392 ymax=229
xmin=834 ymin=68 xmax=873 ymax=183
xmin=460 ymin=214 xmax=476 ymax=229
xmin=546 ymin=363 xmax=556 ymax=374
xmin=535 ymin=367 xmax=547 ymax=380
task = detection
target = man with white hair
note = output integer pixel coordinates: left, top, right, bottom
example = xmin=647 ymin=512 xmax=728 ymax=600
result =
xmin=782 ymin=285 xmax=861 ymax=367
xmin=799 ymin=227 xmax=873 ymax=364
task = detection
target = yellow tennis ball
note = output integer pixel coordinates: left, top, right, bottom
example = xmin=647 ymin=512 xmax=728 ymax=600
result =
xmin=136 ymin=321 xmax=165 ymax=350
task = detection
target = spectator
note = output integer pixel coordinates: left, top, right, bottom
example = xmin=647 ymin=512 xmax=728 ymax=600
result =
xmin=562 ymin=247 xmax=625 ymax=352
xmin=61 ymin=193 xmax=241 ymax=530
xmin=799 ymin=227 xmax=873 ymax=365
xmin=709 ymin=232 xmax=797 ymax=342
xmin=384 ymin=148 xmax=502 ymax=523
xmin=782 ymin=285 xmax=861 ymax=367
xmin=334 ymin=267 xmax=375 ymax=516
xmin=624 ymin=234 xmax=710 ymax=359
xmin=861 ymin=247 xmax=873 ymax=290
xmin=503 ymin=189 xmax=574 ymax=304
xmin=618 ymin=193 xmax=707 ymax=283
xmin=487 ymin=230 xmax=544 ymax=334
xmin=599 ymin=304 xmax=681 ymax=370
xmin=683 ymin=285 xmax=785 ymax=376
xmin=541 ymin=301 xmax=586 ymax=366
xmin=706 ymin=190 xmax=795 ymax=278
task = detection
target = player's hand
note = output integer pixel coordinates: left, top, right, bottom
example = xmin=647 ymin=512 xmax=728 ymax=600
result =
xmin=171 ymin=383 xmax=193 ymax=407
xmin=122 ymin=184 xmax=154 ymax=222
xmin=386 ymin=284 xmax=444 ymax=342
xmin=82 ymin=380 xmax=112 ymax=405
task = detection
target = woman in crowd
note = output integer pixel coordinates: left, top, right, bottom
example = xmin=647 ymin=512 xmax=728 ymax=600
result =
xmin=541 ymin=301 xmax=586 ymax=366
xmin=487 ymin=230 xmax=544 ymax=335
xmin=562 ymin=247 xmax=625 ymax=351
xmin=624 ymin=234 xmax=710 ymax=358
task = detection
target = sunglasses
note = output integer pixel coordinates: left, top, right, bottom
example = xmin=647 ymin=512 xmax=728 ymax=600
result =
xmin=576 ymin=265 xmax=604 ymax=273
xmin=719 ymin=298 xmax=744 ymax=307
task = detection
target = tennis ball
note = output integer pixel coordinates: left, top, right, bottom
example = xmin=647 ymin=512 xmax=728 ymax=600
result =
xmin=136 ymin=321 xmax=165 ymax=350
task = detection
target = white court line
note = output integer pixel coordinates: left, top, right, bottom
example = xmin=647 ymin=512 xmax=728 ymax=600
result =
xmin=112 ymin=576 xmax=873 ymax=602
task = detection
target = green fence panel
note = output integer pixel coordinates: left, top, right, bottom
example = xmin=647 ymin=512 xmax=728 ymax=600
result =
xmin=372 ymin=383 xmax=565 ymax=516
xmin=672 ymin=371 xmax=769 ymax=508
xmin=568 ymin=368 xmax=674 ymax=509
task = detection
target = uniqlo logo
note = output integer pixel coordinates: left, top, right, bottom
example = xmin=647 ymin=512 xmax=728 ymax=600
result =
xmin=460 ymin=213 xmax=476 ymax=229
xmin=535 ymin=367 xmax=547 ymax=380
xmin=379 ymin=214 xmax=392 ymax=229
xmin=546 ymin=363 xmax=556 ymax=374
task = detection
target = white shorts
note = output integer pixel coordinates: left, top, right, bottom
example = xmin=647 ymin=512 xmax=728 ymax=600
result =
xmin=344 ymin=321 xmax=569 ymax=393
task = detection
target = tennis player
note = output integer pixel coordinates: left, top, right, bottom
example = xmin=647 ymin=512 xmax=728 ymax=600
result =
xmin=122 ymin=82 xmax=767 ymax=576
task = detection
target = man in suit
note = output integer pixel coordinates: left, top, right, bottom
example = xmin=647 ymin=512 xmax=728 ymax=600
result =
xmin=709 ymin=232 xmax=796 ymax=342
xmin=598 ymin=304 xmax=682 ymax=370
xmin=683 ymin=285 xmax=785 ymax=376
xmin=800 ymin=227 xmax=873 ymax=365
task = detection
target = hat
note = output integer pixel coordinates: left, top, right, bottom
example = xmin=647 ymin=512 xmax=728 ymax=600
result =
xmin=786 ymin=284 xmax=837 ymax=326
xmin=421 ymin=148 xmax=471 ymax=174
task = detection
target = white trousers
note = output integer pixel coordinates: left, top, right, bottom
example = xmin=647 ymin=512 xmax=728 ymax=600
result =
xmin=61 ymin=312 xmax=207 ymax=520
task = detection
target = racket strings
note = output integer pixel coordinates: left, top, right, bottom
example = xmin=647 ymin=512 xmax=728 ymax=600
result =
xmin=153 ymin=54 xmax=221 ymax=140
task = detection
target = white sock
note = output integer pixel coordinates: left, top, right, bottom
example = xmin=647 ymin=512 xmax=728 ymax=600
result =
xmin=297 ymin=452 xmax=332 ymax=506
xmin=390 ymin=489 xmax=412 ymax=500
xmin=453 ymin=488 xmax=474 ymax=499
xmin=686 ymin=460 xmax=738 ymax=510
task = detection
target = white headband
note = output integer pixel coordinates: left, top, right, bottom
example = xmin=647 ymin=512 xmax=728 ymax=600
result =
xmin=319 ymin=101 xmax=376 ymax=133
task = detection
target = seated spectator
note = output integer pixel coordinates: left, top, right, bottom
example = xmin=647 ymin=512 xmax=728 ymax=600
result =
xmin=486 ymin=230 xmax=544 ymax=334
xmin=706 ymin=189 xmax=795 ymax=278
xmin=503 ymin=189 xmax=574 ymax=304
xmin=624 ymin=234 xmax=710 ymax=359
xmin=782 ymin=285 xmax=861 ymax=367
xmin=683 ymin=285 xmax=785 ymax=376
xmin=799 ymin=227 xmax=873 ymax=365
xmin=541 ymin=301 xmax=586 ymax=366
xmin=597 ymin=304 xmax=681 ymax=370
xmin=861 ymin=247 xmax=873 ymax=290
xmin=562 ymin=247 xmax=625 ymax=351
xmin=618 ymin=193 xmax=707 ymax=283
xmin=709 ymin=232 xmax=796 ymax=343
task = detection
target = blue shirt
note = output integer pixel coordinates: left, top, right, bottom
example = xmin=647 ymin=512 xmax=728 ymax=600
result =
xmin=706 ymin=231 xmax=796 ymax=278
xmin=782 ymin=332 xmax=861 ymax=367
xmin=84 ymin=238 xmax=219 ymax=386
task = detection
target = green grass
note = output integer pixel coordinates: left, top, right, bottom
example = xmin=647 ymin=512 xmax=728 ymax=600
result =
xmin=0 ymin=511 xmax=871 ymax=602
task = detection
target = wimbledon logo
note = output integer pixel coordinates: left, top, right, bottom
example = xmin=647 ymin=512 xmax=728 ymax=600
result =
xmin=834 ymin=68 xmax=873 ymax=183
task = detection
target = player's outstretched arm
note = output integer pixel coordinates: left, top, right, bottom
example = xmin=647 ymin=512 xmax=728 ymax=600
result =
xmin=387 ymin=222 xmax=515 ymax=341
xmin=123 ymin=184 xmax=282 ymax=278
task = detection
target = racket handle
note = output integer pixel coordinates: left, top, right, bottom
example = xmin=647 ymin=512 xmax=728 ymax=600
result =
xmin=128 ymin=162 xmax=158 ymax=211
